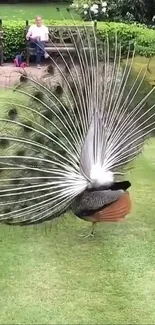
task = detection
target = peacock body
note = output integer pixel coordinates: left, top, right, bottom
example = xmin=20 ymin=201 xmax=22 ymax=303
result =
xmin=0 ymin=17 xmax=154 ymax=234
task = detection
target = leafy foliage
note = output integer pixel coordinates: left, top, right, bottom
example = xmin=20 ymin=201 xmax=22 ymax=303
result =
xmin=71 ymin=0 xmax=155 ymax=23
xmin=3 ymin=19 xmax=155 ymax=59
xmin=3 ymin=0 xmax=71 ymax=2
xmin=98 ymin=21 xmax=155 ymax=56
xmin=3 ymin=21 xmax=26 ymax=60
xmin=71 ymin=0 xmax=108 ymax=21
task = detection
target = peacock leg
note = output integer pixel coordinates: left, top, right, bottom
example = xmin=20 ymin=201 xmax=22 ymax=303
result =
xmin=85 ymin=222 xmax=97 ymax=238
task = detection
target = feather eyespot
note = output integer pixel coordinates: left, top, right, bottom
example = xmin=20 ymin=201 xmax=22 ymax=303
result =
xmin=16 ymin=149 xmax=26 ymax=156
xmin=8 ymin=108 xmax=18 ymax=120
xmin=55 ymin=84 xmax=63 ymax=97
xmin=42 ymin=110 xmax=53 ymax=120
xmin=20 ymin=74 xmax=28 ymax=82
xmin=35 ymin=135 xmax=45 ymax=144
xmin=4 ymin=207 xmax=11 ymax=214
xmin=22 ymin=122 xmax=33 ymax=133
xmin=0 ymin=139 xmax=9 ymax=148
xmin=34 ymin=91 xmax=44 ymax=101
xmin=11 ymin=178 xmax=20 ymax=185
xmin=47 ymin=64 xmax=54 ymax=75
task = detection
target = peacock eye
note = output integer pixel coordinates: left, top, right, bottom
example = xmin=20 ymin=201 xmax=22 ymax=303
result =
xmin=11 ymin=179 xmax=20 ymax=185
xmin=54 ymin=84 xmax=63 ymax=96
xmin=34 ymin=91 xmax=44 ymax=101
xmin=4 ymin=207 xmax=11 ymax=214
xmin=47 ymin=64 xmax=54 ymax=75
xmin=0 ymin=139 xmax=9 ymax=148
xmin=35 ymin=135 xmax=45 ymax=144
xmin=16 ymin=149 xmax=26 ymax=156
xmin=42 ymin=110 xmax=53 ymax=120
xmin=22 ymin=122 xmax=33 ymax=133
xmin=20 ymin=74 xmax=27 ymax=82
xmin=8 ymin=108 xmax=18 ymax=120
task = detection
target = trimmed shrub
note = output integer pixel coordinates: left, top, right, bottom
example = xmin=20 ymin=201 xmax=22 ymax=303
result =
xmin=98 ymin=22 xmax=155 ymax=57
xmin=2 ymin=19 xmax=155 ymax=59
xmin=3 ymin=21 xmax=26 ymax=60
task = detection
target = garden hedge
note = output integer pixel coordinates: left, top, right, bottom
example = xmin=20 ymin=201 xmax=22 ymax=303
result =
xmin=3 ymin=20 xmax=155 ymax=60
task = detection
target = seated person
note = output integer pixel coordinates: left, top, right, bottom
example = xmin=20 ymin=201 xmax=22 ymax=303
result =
xmin=26 ymin=16 xmax=49 ymax=69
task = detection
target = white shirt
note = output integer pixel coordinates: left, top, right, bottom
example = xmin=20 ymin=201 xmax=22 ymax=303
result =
xmin=27 ymin=24 xmax=49 ymax=41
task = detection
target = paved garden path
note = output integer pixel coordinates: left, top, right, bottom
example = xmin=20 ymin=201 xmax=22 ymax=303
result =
xmin=0 ymin=63 xmax=48 ymax=88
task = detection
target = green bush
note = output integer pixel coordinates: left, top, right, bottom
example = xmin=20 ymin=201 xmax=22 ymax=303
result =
xmin=2 ymin=19 xmax=155 ymax=59
xmin=97 ymin=22 xmax=155 ymax=57
xmin=3 ymin=21 xmax=25 ymax=60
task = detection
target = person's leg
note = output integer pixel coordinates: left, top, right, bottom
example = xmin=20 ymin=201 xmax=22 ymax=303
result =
xmin=29 ymin=40 xmax=43 ymax=67
xmin=37 ymin=41 xmax=49 ymax=59
xmin=36 ymin=41 xmax=45 ymax=67
xmin=36 ymin=50 xmax=41 ymax=66
xmin=37 ymin=40 xmax=45 ymax=53
xmin=29 ymin=41 xmax=39 ymax=65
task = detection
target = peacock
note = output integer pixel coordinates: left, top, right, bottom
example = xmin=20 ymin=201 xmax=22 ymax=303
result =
xmin=0 ymin=13 xmax=154 ymax=237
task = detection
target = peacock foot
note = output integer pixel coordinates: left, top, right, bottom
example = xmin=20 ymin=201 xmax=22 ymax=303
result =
xmin=79 ymin=222 xmax=97 ymax=238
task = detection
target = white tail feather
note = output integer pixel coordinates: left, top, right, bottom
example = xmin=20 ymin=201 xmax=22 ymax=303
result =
xmin=0 ymin=14 xmax=154 ymax=224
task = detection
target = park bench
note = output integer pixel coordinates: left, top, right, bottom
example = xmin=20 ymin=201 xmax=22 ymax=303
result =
xmin=0 ymin=19 xmax=4 ymax=65
xmin=25 ymin=20 xmax=97 ymax=64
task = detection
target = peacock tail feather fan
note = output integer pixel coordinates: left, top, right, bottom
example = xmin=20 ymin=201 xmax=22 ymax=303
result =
xmin=0 ymin=16 xmax=154 ymax=226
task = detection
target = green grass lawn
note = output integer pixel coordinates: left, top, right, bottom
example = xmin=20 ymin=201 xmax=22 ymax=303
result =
xmin=131 ymin=56 xmax=155 ymax=91
xmin=0 ymin=3 xmax=80 ymax=21
xmin=0 ymin=61 xmax=155 ymax=324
